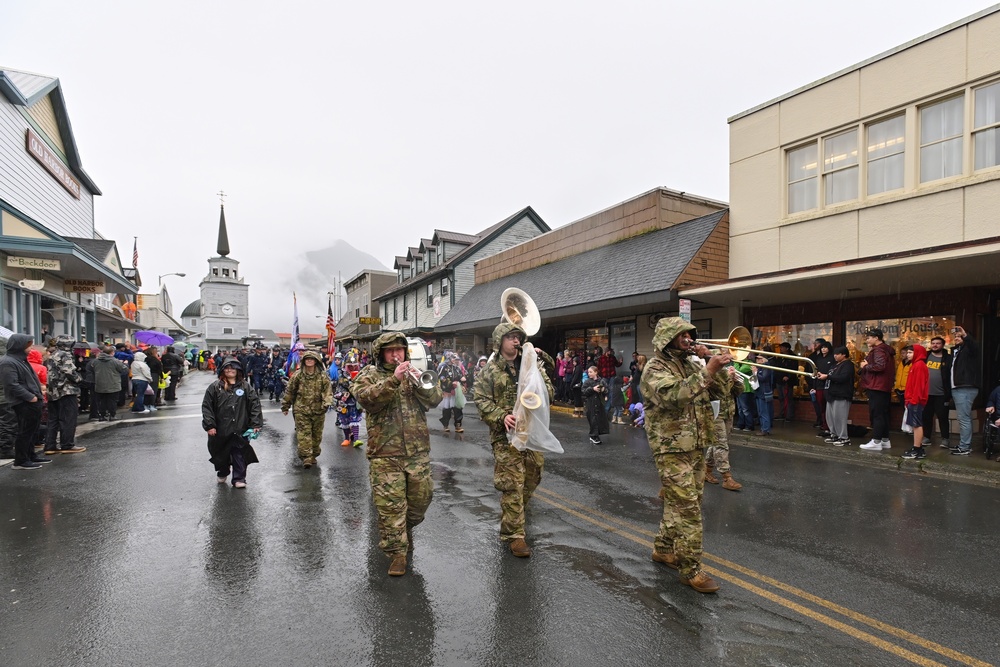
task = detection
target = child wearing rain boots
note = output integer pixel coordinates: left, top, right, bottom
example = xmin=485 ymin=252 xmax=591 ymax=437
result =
xmin=335 ymin=363 xmax=364 ymax=447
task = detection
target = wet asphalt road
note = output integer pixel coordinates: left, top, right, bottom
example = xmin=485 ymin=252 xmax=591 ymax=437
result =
xmin=2 ymin=372 xmax=999 ymax=667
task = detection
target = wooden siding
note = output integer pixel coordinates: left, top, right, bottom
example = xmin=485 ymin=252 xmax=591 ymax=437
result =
xmin=675 ymin=213 xmax=731 ymax=288
xmin=0 ymin=101 xmax=94 ymax=238
xmin=25 ymin=94 xmax=66 ymax=155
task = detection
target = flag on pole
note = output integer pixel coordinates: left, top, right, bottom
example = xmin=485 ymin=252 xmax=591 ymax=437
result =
xmin=132 ymin=237 xmax=138 ymax=268
xmin=284 ymin=292 xmax=302 ymax=375
xmin=325 ymin=295 xmax=336 ymax=358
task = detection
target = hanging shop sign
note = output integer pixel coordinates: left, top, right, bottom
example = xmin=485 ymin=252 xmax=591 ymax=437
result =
xmin=25 ymin=129 xmax=82 ymax=199
xmin=64 ymin=279 xmax=106 ymax=293
xmin=7 ymin=255 xmax=60 ymax=270
xmin=358 ymin=317 xmax=382 ymax=325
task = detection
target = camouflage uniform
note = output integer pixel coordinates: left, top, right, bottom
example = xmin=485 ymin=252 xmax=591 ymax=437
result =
xmin=352 ymin=332 xmax=442 ymax=556
xmin=473 ymin=323 xmax=554 ymax=542
xmin=45 ymin=337 xmax=82 ymax=451
xmin=640 ymin=317 xmax=727 ymax=579
xmin=281 ymin=350 xmax=334 ymax=462
xmin=706 ymin=362 xmax=741 ymax=474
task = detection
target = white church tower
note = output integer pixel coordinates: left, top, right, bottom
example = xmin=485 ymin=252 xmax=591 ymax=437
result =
xmin=198 ymin=198 xmax=249 ymax=350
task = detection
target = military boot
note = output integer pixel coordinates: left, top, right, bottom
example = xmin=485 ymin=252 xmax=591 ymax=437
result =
xmin=509 ymin=538 xmax=532 ymax=558
xmin=705 ymin=460 xmax=719 ymax=484
xmin=680 ymin=570 xmax=720 ymax=594
xmin=651 ymin=551 xmax=679 ymax=570
xmin=721 ymin=472 xmax=742 ymax=491
xmin=388 ymin=554 xmax=407 ymax=576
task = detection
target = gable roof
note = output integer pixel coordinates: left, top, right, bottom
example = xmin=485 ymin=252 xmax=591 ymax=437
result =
xmin=435 ymin=209 xmax=728 ymax=331
xmin=0 ymin=66 xmax=101 ymax=195
xmin=374 ymin=206 xmax=550 ymax=301
xmin=433 ymin=229 xmax=478 ymax=245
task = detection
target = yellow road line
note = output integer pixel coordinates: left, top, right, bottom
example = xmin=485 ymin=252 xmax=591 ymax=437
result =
xmin=533 ymin=486 xmax=990 ymax=667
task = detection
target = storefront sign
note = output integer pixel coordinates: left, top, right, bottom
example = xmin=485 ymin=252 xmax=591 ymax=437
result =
xmin=64 ymin=279 xmax=106 ymax=293
xmin=358 ymin=317 xmax=381 ymax=325
xmin=7 ymin=255 xmax=60 ymax=270
xmin=679 ymin=298 xmax=691 ymax=322
xmin=25 ymin=129 xmax=82 ymax=199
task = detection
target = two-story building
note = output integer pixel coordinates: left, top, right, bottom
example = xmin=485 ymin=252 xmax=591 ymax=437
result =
xmin=0 ymin=67 xmax=137 ymax=342
xmin=374 ymin=206 xmax=550 ymax=351
xmin=682 ymin=6 xmax=1000 ymax=404
xmin=335 ymin=269 xmax=396 ymax=349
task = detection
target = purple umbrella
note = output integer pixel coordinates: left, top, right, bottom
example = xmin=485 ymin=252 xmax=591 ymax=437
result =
xmin=134 ymin=330 xmax=174 ymax=346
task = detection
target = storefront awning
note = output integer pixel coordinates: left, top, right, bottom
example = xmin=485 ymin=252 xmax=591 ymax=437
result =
xmin=680 ymin=240 xmax=1000 ymax=309
xmin=0 ymin=236 xmax=137 ymax=294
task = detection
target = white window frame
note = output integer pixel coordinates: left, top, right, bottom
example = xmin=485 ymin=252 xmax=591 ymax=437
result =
xmin=441 ymin=277 xmax=449 ymax=296
xmin=866 ymin=114 xmax=905 ymax=196
xmin=426 ymin=284 xmax=433 ymax=307
xmin=223 ymin=327 xmax=234 ymax=335
xmin=786 ymin=143 xmax=819 ymax=214
xmin=973 ymin=81 xmax=1000 ymax=172
xmin=822 ymin=129 xmax=859 ymax=205
xmin=919 ymin=96 xmax=964 ymax=184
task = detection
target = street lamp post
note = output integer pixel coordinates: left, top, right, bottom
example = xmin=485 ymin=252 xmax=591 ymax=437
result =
xmin=158 ymin=272 xmax=186 ymax=286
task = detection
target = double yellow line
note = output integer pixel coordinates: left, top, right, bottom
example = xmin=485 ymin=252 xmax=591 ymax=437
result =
xmin=532 ymin=486 xmax=991 ymax=667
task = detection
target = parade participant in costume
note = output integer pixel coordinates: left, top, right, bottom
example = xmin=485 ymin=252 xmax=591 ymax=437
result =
xmin=474 ymin=322 xmax=555 ymax=558
xmin=438 ymin=351 xmax=467 ymax=433
xmin=335 ymin=352 xmax=364 ymax=447
xmin=281 ymin=350 xmax=334 ymax=468
xmin=352 ymin=332 xmax=443 ymax=576
xmin=641 ymin=317 xmax=731 ymax=594
xmin=202 ymin=358 xmax=263 ymax=488
xmin=705 ymin=356 xmax=743 ymax=491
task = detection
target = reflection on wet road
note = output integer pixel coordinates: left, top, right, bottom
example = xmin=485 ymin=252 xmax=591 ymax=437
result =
xmin=1 ymin=372 xmax=997 ymax=666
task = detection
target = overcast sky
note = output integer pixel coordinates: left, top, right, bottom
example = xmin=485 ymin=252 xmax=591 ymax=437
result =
xmin=2 ymin=1 xmax=993 ymax=332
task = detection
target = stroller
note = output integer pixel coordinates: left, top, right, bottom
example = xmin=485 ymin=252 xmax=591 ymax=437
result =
xmin=984 ymin=418 xmax=1000 ymax=460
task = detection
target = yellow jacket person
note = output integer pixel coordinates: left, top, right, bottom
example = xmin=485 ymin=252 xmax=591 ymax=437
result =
xmin=352 ymin=332 xmax=442 ymax=576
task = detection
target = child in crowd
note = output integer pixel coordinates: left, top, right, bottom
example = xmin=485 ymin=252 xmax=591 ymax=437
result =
xmin=581 ymin=366 xmax=608 ymax=445
xmin=901 ymin=345 xmax=929 ymax=459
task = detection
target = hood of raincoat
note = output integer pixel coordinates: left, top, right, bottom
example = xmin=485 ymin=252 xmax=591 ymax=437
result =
xmin=372 ymin=332 xmax=409 ymax=365
xmin=491 ymin=322 xmax=526 ymax=352
xmin=300 ymin=349 xmax=325 ymax=369
xmin=651 ymin=316 xmax=697 ymax=353
xmin=27 ymin=349 xmax=43 ymax=365
xmin=53 ymin=335 xmax=75 ymax=351
xmin=911 ymin=344 xmax=927 ymax=364
xmin=5 ymin=333 xmax=33 ymax=358
xmin=133 ymin=351 xmax=146 ymax=363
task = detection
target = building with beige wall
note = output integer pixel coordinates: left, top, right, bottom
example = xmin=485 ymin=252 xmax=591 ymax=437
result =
xmin=684 ymin=6 xmax=1000 ymax=407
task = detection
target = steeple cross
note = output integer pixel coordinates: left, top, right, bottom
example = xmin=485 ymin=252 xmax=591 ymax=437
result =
xmin=217 ymin=190 xmax=226 ymax=206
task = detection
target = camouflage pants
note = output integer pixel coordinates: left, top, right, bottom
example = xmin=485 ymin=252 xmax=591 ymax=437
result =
xmin=706 ymin=418 xmax=731 ymax=473
xmin=293 ymin=410 xmax=326 ymax=460
xmin=492 ymin=441 xmax=544 ymax=541
xmin=653 ymin=449 xmax=706 ymax=578
xmin=368 ymin=455 xmax=433 ymax=556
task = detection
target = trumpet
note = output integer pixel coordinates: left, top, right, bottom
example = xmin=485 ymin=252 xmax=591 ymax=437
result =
xmin=404 ymin=364 xmax=438 ymax=390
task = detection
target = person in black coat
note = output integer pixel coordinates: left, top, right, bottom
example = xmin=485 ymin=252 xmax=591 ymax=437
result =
xmin=202 ymin=358 xmax=263 ymax=488
xmin=0 ymin=334 xmax=46 ymax=468
xmin=817 ymin=346 xmax=856 ymax=446
xmin=582 ymin=366 xmax=609 ymax=445
xmin=161 ymin=346 xmax=184 ymax=402
xmin=570 ymin=356 xmax=585 ymax=418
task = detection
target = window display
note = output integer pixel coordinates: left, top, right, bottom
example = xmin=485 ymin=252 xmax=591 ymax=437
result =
xmin=847 ymin=317 xmax=956 ymax=401
xmin=752 ymin=323 xmax=834 ymax=398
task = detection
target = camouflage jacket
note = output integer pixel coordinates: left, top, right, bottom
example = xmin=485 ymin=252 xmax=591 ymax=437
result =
xmin=640 ymin=317 xmax=727 ymax=455
xmin=281 ymin=353 xmax=333 ymax=414
xmin=46 ymin=348 xmax=82 ymax=400
xmin=473 ymin=322 xmax=554 ymax=447
xmin=352 ymin=362 xmax=442 ymax=459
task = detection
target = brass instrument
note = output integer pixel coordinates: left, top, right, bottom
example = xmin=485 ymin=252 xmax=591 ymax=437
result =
xmin=500 ymin=288 xmax=540 ymax=337
xmin=404 ymin=364 xmax=438 ymax=390
xmin=519 ymin=391 xmax=542 ymax=410
xmin=699 ymin=326 xmax=818 ymax=377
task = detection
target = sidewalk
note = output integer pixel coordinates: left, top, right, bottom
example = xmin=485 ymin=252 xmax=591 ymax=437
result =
xmin=550 ymin=402 xmax=1000 ymax=486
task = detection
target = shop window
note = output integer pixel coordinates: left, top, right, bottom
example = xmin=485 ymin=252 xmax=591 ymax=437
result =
xmin=823 ymin=129 xmax=859 ymax=205
xmin=867 ymin=115 xmax=905 ymax=195
xmin=787 ymin=144 xmax=818 ymax=213
xmin=974 ymin=81 xmax=1000 ymax=170
xmin=920 ymin=97 xmax=963 ymax=183
xmin=752 ymin=323 xmax=834 ymax=398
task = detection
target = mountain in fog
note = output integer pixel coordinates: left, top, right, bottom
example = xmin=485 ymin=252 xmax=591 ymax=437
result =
xmin=249 ymin=240 xmax=390 ymax=333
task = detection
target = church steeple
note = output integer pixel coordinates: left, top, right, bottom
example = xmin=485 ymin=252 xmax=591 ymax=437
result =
xmin=216 ymin=191 xmax=230 ymax=257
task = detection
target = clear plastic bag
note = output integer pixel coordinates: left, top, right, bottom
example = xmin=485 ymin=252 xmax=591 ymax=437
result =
xmin=508 ymin=343 xmax=564 ymax=454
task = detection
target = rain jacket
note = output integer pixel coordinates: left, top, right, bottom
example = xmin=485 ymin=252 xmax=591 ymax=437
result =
xmin=93 ymin=352 xmax=126 ymax=394
xmin=639 ymin=317 xmax=726 ymax=455
xmin=0 ymin=334 xmax=43 ymax=406
xmin=352 ymin=332 xmax=442 ymax=458
xmin=28 ymin=349 xmax=48 ymax=388
xmin=130 ymin=352 xmax=153 ymax=383
xmin=951 ymin=334 xmax=981 ymax=389
xmin=904 ymin=344 xmax=929 ymax=406
xmin=859 ymin=340 xmax=895 ymax=393
xmin=45 ymin=337 xmax=80 ymax=400
xmin=824 ymin=358 xmax=856 ymax=401
xmin=202 ymin=358 xmax=263 ymax=466
xmin=473 ymin=323 xmax=554 ymax=446
xmin=281 ymin=350 xmax=333 ymax=415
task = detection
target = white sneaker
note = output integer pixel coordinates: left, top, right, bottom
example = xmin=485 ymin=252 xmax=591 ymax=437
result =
xmin=859 ymin=441 xmax=883 ymax=450
xmin=881 ymin=439 xmax=891 ymax=449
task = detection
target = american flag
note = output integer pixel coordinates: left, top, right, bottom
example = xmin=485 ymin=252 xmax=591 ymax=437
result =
xmin=325 ymin=295 xmax=336 ymax=358
xmin=132 ymin=237 xmax=138 ymax=268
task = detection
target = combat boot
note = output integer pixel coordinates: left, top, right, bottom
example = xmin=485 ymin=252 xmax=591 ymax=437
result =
xmin=721 ymin=472 xmax=742 ymax=491
xmin=651 ymin=551 xmax=679 ymax=570
xmin=388 ymin=554 xmax=407 ymax=576
xmin=705 ymin=460 xmax=719 ymax=485
xmin=509 ymin=538 xmax=532 ymax=558
xmin=680 ymin=570 xmax=720 ymax=594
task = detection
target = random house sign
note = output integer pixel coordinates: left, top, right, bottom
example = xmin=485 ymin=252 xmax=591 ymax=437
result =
xmin=64 ymin=279 xmax=106 ymax=293
xmin=25 ymin=129 xmax=81 ymax=199
xmin=6 ymin=255 xmax=60 ymax=270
